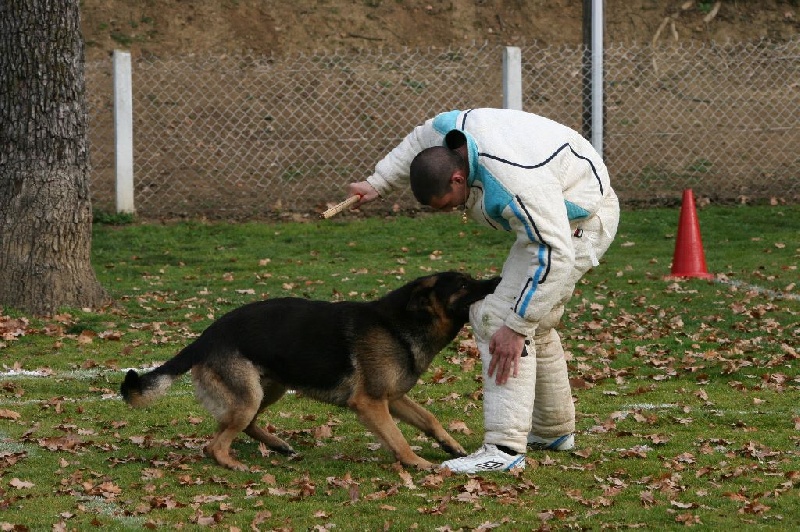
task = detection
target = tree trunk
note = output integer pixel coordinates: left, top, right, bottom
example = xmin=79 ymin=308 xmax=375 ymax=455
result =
xmin=0 ymin=0 xmax=107 ymax=315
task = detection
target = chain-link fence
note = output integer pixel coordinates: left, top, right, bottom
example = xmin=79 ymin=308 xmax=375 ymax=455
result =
xmin=86 ymin=38 xmax=799 ymax=219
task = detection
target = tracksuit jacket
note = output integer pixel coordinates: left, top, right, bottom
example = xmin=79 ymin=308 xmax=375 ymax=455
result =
xmin=367 ymin=108 xmax=615 ymax=337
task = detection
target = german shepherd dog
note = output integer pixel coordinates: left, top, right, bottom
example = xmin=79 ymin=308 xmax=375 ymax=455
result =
xmin=121 ymin=271 xmax=500 ymax=471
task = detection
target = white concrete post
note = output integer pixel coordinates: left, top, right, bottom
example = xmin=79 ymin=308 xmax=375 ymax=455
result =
xmin=113 ymin=50 xmax=135 ymax=214
xmin=502 ymin=46 xmax=523 ymax=111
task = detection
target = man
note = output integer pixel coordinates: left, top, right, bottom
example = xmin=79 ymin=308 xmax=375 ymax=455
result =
xmin=348 ymin=108 xmax=619 ymax=473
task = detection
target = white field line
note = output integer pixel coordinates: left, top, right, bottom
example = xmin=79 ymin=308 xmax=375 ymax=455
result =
xmin=77 ymin=496 xmax=147 ymax=527
xmin=609 ymin=402 xmax=764 ymax=418
xmin=0 ymin=366 xmax=171 ymax=407
xmin=0 ymin=435 xmax=30 ymax=454
xmin=0 ymin=390 xmax=196 ymax=408
xmin=0 ymin=366 xmax=302 ymax=393
xmin=623 ymin=403 xmax=678 ymax=410
xmin=0 ymin=366 xmax=294 ymax=407
xmin=714 ymin=277 xmax=800 ymax=302
xmin=0 ymin=366 xmax=158 ymax=380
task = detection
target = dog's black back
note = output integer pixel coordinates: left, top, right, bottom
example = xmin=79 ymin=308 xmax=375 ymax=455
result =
xmin=199 ymin=298 xmax=358 ymax=389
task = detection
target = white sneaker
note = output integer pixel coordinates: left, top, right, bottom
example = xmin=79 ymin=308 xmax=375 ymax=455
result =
xmin=440 ymin=444 xmax=525 ymax=473
xmin=526 ymin=433 xmax=575 ymax=451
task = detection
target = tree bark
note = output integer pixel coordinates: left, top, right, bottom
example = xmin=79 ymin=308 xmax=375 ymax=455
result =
xmin=0 ymin=0 xmax=107 ymax=315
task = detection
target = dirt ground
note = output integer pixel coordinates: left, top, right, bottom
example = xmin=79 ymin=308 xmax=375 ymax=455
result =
xmin=81 ymin=0 xmax=798 ymax=61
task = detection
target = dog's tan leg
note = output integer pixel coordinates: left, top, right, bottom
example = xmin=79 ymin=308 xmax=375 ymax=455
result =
xmin=243 ymin=383 xmax=295 ymax=455
xmin=205 ymin=409 xmax=255 ymax=471
xmin=390 ymin=395 xmax=467 ymax=457
xmin=348 ymin=391 xmax=434 ymax=469
xmin=194 ymin=364 xmax=261 ymax=471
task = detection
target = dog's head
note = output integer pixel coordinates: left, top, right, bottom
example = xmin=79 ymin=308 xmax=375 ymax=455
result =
xmin=407 ymin=271 xmax=501 ymax=323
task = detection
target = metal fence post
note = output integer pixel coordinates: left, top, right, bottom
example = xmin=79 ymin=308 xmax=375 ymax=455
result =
xmin=503 ymin=46 xmax=522 ymax=110
xmin=113 ymin=50 xmax=134 ymax=214
xmin=590 ymin=0 xmax=604 ymax=156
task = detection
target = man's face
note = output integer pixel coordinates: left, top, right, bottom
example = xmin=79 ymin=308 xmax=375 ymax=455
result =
xmin=427 ymin=182 xmax=467 ymax=212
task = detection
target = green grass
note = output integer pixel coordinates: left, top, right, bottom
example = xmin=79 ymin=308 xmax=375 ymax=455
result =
xmin=1 ymin=205 xmax=798 ymax=529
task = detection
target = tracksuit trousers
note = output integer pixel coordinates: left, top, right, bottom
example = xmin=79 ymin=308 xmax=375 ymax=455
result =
xmin=469 ymin=191 xmax=620 ymax=454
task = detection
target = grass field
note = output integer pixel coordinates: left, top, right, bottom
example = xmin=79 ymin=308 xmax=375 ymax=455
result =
xmin=1 ymin=204 xmax=798 ymax=530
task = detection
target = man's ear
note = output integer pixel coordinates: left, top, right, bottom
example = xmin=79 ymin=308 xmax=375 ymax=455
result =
xmin=450 ymin=171 xmax=467 ymax=185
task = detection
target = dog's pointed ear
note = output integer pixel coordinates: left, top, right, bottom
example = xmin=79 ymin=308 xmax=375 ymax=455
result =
xmin=406 ymin=284 xmax=433 ymax=313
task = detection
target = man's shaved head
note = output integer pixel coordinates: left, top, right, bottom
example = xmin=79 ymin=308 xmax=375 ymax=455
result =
xmin=410 ymin=146 xmax=467 ymax=205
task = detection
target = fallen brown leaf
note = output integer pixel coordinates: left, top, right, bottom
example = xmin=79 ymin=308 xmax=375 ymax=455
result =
xmin=9 ymin=478 xmax=34 ymax=489
xmin=0 ymin=409 xmax=21 ymax=420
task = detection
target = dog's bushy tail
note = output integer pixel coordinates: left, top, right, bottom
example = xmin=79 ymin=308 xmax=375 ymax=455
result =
xmin=120 ymin=342 xmax=201 ymax=408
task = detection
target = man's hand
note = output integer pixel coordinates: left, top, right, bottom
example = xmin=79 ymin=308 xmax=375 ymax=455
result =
xmin=347 ymin=181 xmax=379 ymax=205
xmin=488 ymin=325 xmax=526 ymax=385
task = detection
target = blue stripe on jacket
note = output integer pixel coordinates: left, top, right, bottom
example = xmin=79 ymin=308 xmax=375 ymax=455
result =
xmin=508 ymin=200 xmax=550 ymax=317
xmin=433 ymin=110 xmax=461 ymax=135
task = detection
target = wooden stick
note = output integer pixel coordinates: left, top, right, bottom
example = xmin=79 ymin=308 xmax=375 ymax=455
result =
xmin=320 ymin=195 xmax=360 ymax=219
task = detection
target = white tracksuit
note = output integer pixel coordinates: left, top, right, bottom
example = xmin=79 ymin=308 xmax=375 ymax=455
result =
xmin=367 ymin=108 xmax=620 ymax=453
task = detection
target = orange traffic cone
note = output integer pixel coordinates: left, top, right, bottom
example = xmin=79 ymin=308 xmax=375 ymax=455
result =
xmin=669 ymin=189 xmax=714 ymax=279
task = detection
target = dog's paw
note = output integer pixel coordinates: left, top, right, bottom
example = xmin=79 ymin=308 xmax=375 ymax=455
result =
xmin=273 ymin=444 xmax=296 ymax=456
xmin=205 ymin=445 xmax=250 ymax=471
xmin=414 ymin=460 xmax=436 ymax=470
xmin=440 ymin=442 xmax=467 ymax=457
xmin=213 ymin=455 xmax=249 ymax=471
xmin=226 ymin=460 xmax=250 ymax=472
xmin=401 ymin=458 xmax=435 ymax=470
